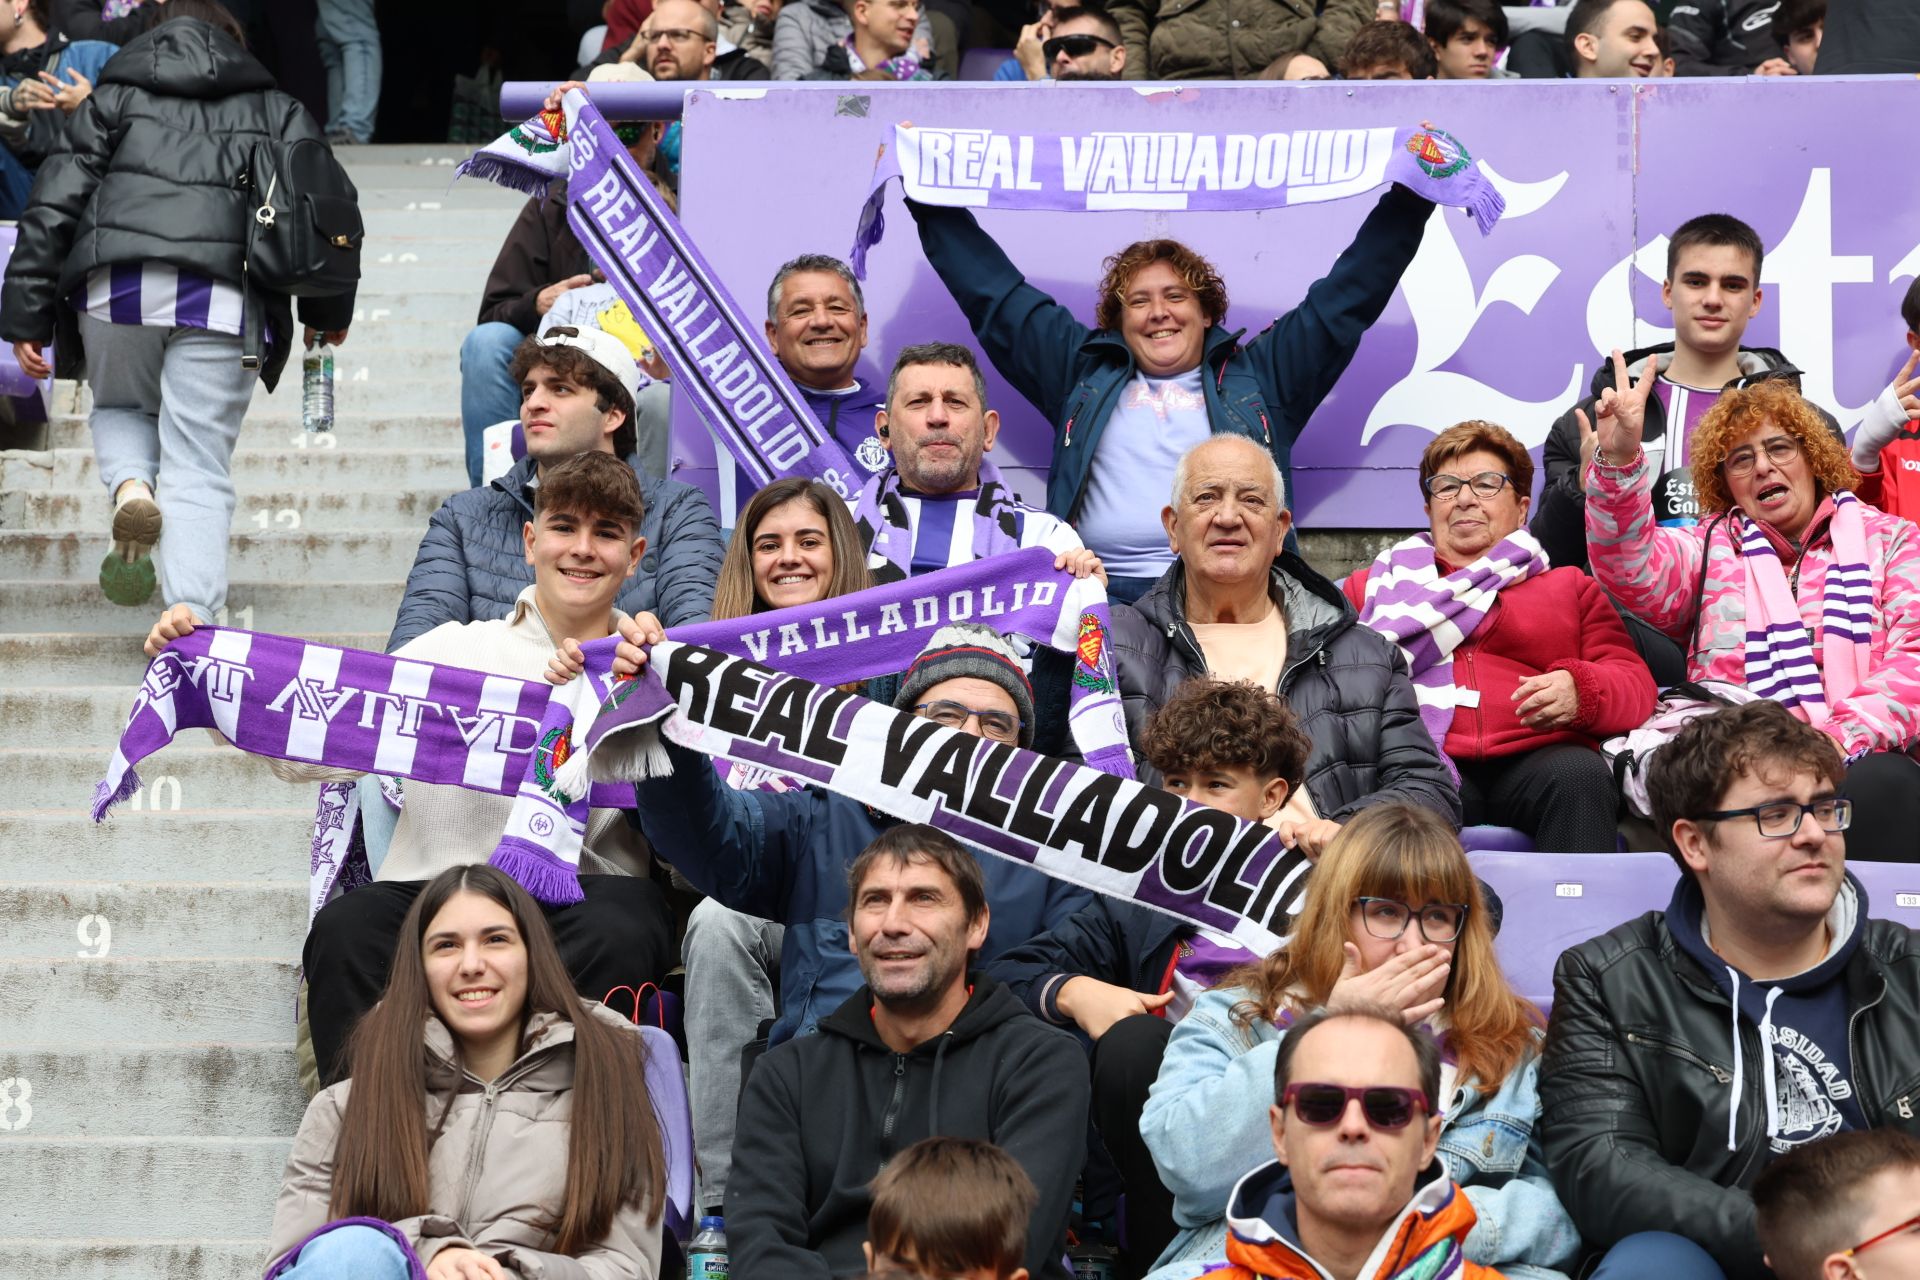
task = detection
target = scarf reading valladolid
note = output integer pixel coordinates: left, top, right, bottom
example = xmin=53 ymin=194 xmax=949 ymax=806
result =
xmin=97 ymin=551 xmax=1135 ymax=906
xmin=456 ymin=92 xmax=862 ymax=498
xmin=1357 ymin=531 xmax=1548 ymax=768
xmin=851 ymin=121 xmax=1506 ymax=277
xmin=851 ymin=456 xmax=1025 ymax=584
xmin=571 ymin=640 xmax=1306 ymax=952
xmin=1738 ymin=490 xmax=1872 ymax=725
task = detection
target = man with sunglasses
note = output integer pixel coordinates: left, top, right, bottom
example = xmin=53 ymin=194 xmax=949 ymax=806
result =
xmin=1754 ymin=1129 xmax=1920 ymax=1280
xmin=1542 ymin=701 xmax=1920 ymax=1280
xmin=1197 ymin=1004 xmax=1502 ymax=1280
xmin=1002 ymin=4 xmax=1127 ymax=79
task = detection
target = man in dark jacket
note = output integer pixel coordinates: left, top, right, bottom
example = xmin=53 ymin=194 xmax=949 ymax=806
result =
xmin=1815 ymin=0 xmax=1920 ymax=73
xmin=1110 ymin=435 xmax=1461 ymax=858
xmin=908 ymin=181 xmax=1431 ymax=604
xmin=1541 ymin=701 xmax=1920 ymax=1280
xmin=728 ymin=823 xmax=1088 ymax=1280
xmin=1668 ymin=0 xmax=1796 ymax=74
xmin=389 ymin=329 xmax=724 ymax=650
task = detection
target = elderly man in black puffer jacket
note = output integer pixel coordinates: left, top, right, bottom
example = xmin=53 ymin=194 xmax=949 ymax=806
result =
xmin=1111 ymin=435 xmax=1459 ymax=860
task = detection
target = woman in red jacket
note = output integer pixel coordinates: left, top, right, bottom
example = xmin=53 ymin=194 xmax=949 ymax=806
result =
xmin=1342 ymin=421 xmax=1655 ymax=851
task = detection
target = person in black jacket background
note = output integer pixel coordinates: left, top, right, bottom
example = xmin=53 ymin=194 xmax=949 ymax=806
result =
xmin=1541 ymin=701 xmax=1920 ymax=1280
xmin=727 ymin=824 xmax=1089 ymax=1280
xmin=0 ymin=0 xmax=356 ymax=625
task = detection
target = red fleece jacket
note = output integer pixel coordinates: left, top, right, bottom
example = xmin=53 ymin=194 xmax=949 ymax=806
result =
xmin=1342 ymin=563 xmax=1656 ymax=761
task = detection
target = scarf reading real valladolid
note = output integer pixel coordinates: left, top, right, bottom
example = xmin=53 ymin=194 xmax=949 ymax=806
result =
xmin=94 ymin=552 xmax=1217 ymax=923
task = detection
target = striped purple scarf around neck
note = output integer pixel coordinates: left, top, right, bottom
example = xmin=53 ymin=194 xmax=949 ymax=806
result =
xmin=851 ymin=457 xmax=1025 ymax=585
xmin=1357 ymin=531 xmax=1549 ymax=764
xmin=1738 ymin=489 xmax=1872 ymax=725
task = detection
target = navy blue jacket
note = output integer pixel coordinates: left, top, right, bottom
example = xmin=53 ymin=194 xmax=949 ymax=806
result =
xmin=387 ymin=453 xmax=725 ymax=651
xmin=635 ymin=740 xmax=1093 ymax=1044
xmin=906 ymin=185 xmax=1432 ymax=526
xmin=985 ymin=894 xmax=1186 ymax=1028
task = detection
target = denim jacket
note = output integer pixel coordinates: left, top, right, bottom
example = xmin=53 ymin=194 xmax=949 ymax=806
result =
xmin=1138 ymin=986 xmax=1581 ymax=1280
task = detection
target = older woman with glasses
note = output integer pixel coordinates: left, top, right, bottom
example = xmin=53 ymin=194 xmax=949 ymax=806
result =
xmin=1342 ymin=421 xmax=1656 ymax=852
xmin=1139 ymin=803 xmax=1579 ymax=1280
xmin=1585 ymin=357 xmax=1920 ymax=861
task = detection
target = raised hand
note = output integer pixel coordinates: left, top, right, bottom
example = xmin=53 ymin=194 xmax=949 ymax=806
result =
xmin=1582 ymin=348 xmax=1652 ymax=468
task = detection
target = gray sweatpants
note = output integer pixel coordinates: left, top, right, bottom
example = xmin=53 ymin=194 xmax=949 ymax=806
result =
xmin=81 ymin=316 xmax=258 ymax=622
xmin=683 ymin=898 xmax=783 ymax=1212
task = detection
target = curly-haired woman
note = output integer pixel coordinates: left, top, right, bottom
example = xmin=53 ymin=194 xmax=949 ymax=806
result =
xmin=1585 ymin=357 xmax=1920 ymax=858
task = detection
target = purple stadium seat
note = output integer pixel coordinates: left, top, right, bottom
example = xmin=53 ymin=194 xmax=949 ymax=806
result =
xmin=1461 ymin=826 xmax=1536 ymax=853
xmin=639 ymin=1023 xmax=696 ymax=1245
xmin=960 ymin=47 xmax=1014 ymax=81
xmin=1466 ymin=851 xmax=1679 ymax=1014
xmin=1845 ymin=860 xmax=1920 ymax=930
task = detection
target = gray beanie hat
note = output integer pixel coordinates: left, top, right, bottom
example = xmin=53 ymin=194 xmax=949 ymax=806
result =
xmin=894 ymin=623 xmax=1036 ymax=748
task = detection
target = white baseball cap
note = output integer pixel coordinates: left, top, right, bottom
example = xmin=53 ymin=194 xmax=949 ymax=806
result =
xmin=536 ymin=325 xmax=643 ymax=402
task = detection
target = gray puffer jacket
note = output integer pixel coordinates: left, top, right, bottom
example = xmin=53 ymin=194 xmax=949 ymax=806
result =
xmin=387 ymin=454 xmax=724 ymax=651
xmin=769 ymin=0 xmax=934 ymax=79
xmin=1112 ymin=551 xmax=1461 ymax=826
xmin=267 ymin=1005 xmax=664 ymax=1279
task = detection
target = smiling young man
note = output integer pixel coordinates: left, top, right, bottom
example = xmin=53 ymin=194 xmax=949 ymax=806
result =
xmin=1194 ymin=1005 xmax=1498 ymax=1280
xmin=907 ymin=153 xmax=1433 ymax=605
xmin=726 ymin=824 xmax=1088 ymax=1280
xmin=1565 ymin=0 xmax=1660 ymax=77
xmin=1541 ymin=702 xmax=1920 ymax=1280
xmin=391 ymin=329 xmax=723 ymax=652
xmin=142 ymin=451 xmax=681 ymax=1086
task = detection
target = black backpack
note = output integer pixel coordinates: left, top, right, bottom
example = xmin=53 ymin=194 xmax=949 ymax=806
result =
xmin=242 ymin=133 xmax=363 ymax=298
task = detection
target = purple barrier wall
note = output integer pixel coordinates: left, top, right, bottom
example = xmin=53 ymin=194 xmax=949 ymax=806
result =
xmin=676 ymin=80 xmax=1920 ymax=527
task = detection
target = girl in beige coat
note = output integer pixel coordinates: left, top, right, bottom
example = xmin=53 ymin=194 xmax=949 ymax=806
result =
xmin=265 ymin=865 xmax=668 ymax=1280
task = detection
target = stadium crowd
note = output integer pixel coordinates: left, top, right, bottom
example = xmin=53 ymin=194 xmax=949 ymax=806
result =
xmin=4 ymin=2 xmax=1920 ymax=1280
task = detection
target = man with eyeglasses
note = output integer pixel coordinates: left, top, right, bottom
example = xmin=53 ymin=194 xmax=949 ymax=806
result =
xmin=1001 ymin=3 xmax=1127 ymax=80
xmin=619 ymin=620 xmax=1094 ymax=1047
xmin=1754 ymin=1128 xmax=1920 ymax=1280
xmin=1195 ymin=1004 xmax=1502 ymax=1280
xmin=1542 ymin=701 xmax=1920 ymax=1280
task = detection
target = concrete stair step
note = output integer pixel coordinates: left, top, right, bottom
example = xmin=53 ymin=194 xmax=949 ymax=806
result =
xmin=2 ymin=580 xmax=401 ymax=635
xmin=1 ymin=957 xmax=299 ymax=1043
xmin=37 ymin=408 xmax=460 ymax=452
xmin=0 ymin=632 xmax=383 ymax=686
xmin=2 ymin=486 xmax=451 ymax=534
xmin=361 ymin=207 xmax=517 ymax=238
xmin=2 ymin=1238 xmax=266 ymax=1280
xmin=361 ymin=235 xmax=517 ymax=269
xmin=0 ymin=1138 xmax=286 ymax=1238
xmin=0 ymin=1044 xmax=305 ymax=1136
xmin=2 ymin=445 xmax=465 ymax=490
xmin=7 ymin=745 xmax=349 ymax=812
xmin=2 ymin=529 xmax=422 ymax=583
xmin=0 ymin=811 xmax=317 ymax=881
xmin=0 ymin=881 xmax=305 ymax=960
xmin=346 ymin=293 xmax=492 ymax=329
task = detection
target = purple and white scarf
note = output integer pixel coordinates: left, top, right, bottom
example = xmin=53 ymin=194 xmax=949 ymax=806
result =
xmin=1738 ymin=490 xmax=1873 ymax=725
xmin=457 ymin=91 xmax=862 ymax=498
xmin=1357 ymin=532 xmax=1548 ymax=763
xmin=840 ymin=34 xmax=931 ymax=80
xmin=571 ymin=640 xmax=1302 ymax=951
xmin=852 ymin=122 xmax=1505 ymax=278
xmin=851 ymin=457 xmax=1025 ymax=585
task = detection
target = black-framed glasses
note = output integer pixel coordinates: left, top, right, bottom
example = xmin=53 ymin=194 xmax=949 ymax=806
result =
xmin=1842 ymin=1210 xmax=1920 ymax=1258
xmin=1421 ymin=471 xmax=1512 ymax=502
xmin=1720 ymin=435 xmax=1801 ymax=478
xmin=1729 ymin=364 xmax=1805 ymax=391
xmin=644 ymin=26 xmax=705 ymax=42
xmin=1282 ymin=1082 xmax=1433 ymax=1130
xmin=1353 ymin=897 xmax=1468 ymax=944
xmin=914 ymin=700 xmax=1023 ymax=742
xmin=1043 ymin=33 xmax=1115 ymax=61
xmin=1695 ymin=797 xmax=1851 ymax=839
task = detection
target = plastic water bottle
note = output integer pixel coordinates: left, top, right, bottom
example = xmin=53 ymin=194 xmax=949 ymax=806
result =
xmin=1069 ymin=1233 xmax=1116 ymax=1280
xmin=301 ymin=342 xmax=335 ymax=433
xmin=688 ymin=1215 xmax=728 ymax=1280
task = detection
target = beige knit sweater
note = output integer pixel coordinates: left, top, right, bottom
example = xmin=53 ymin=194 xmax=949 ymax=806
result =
xmin=268 ymin=588 xmax=648 ymax=883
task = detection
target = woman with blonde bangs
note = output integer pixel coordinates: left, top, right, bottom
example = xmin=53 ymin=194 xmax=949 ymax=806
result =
xmin=1139 ymin=804 xmax=1578 ymax=1280
xmin=1586 ymin=364 xmax=1920 ymax=860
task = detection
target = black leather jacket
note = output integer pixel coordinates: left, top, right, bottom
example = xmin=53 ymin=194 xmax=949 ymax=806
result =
xmin=1541 ymin=876 xmax=1920 ymax=1279
xmin=0 ymin=18 xmax=354 ymax=390
xmin=1111 ymin=552 xmax=1461 ymax=826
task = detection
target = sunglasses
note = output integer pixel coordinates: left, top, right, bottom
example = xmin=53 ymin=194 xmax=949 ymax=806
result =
xmin=1282 ymin=1082 xmax=1433 ymax=1130
xmin=1042 ymin=32 xmax=1115 ymax=61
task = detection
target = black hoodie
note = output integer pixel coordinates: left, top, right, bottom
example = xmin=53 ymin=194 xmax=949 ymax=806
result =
xmin=726 ymin=976 xmax=1089 ymax=1280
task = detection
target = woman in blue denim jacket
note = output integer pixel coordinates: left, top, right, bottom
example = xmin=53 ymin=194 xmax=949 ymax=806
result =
xmin=1138 ymin=804 xmax=1581 ymax=1280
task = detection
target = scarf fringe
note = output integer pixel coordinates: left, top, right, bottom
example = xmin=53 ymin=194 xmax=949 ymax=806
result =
xmin=1466 ymin=182 xmax=1506 ymax=237
xmin=452 ymin=154 xmax=556 ymax=199
xmin=488 ymin=839 xmax=588 ymax=906
xmin=91 ymin=767 xmax=140 ymax=822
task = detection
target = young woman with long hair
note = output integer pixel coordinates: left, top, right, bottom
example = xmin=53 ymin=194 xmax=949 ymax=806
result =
xmin=1139 ymin=803 xmax=1581 ymax=1280
xmin=708 ymin=476 xmax=873 ymax=621
xmin=265 ymin=865 xmax=667 ymax=1279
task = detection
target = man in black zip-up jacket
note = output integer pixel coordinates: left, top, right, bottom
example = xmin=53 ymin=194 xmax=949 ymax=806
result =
xmin=1540 ymin=702 xmax=1920 ymax=1280
xmin=727 ymin=824 xmax=1088 ymax=1280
